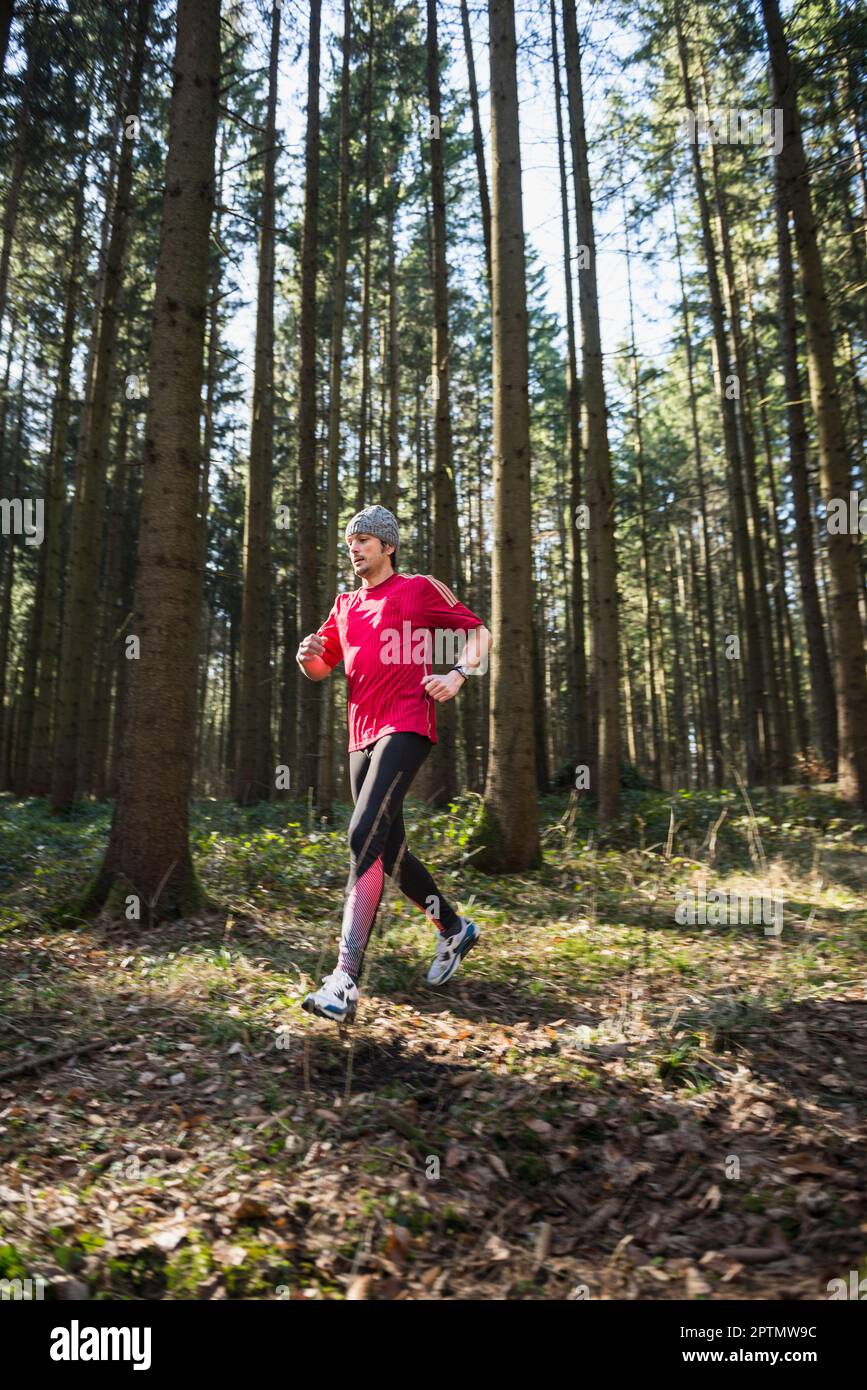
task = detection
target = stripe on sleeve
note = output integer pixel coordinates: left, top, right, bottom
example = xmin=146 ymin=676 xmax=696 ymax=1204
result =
xmin=422 ymin=574 xmax=459 ymax=607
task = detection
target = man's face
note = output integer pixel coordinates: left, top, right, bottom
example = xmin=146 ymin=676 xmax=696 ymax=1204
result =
xmin=347 ymin=533 xmax=391 ymax=576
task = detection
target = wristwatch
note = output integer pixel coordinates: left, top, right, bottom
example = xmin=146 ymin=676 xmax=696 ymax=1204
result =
xmin=452 ymin=664 xmax=469 ymax=683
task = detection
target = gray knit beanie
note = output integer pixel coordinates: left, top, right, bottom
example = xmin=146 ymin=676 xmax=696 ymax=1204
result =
xmin=344 ymin=505 xmax=400 ymax=554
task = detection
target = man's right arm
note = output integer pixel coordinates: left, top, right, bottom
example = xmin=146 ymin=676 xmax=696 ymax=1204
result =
xmin=296 ymin=633 xmax=333 ymax=681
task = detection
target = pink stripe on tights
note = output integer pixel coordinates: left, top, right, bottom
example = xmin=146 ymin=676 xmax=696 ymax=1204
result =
xmin=337 ymin=857 xmax=385 ymax=979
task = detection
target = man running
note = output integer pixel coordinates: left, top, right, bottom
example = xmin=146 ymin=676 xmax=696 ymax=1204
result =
xmin=297 ymin=504 xmax=491 ymax=1024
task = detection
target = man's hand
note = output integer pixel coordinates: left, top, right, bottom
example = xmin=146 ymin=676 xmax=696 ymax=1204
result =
xmin=297 ymin=633 xmax=325 ymax=663
xmin=297 ymin=633 xmax=331 ymax=681
xmin=421 ymin=670 xmax=465 ymax=703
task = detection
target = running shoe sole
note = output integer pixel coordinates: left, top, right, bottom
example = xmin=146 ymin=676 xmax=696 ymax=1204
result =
xmin=302 ymin=994 xmax=357 ymax=1024
xmin=430 ymin=923 xmax=479 ymax=986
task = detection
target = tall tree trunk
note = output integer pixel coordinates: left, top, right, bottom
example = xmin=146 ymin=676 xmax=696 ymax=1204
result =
xmin=107 ymin=438 xmax=139 ymax=798
xmin=51 ymin=0 xmax=152 ymax=810
xmin=685 ymin=520 xmax=709 ymax=786
xmin=460 ymin=0 xmax=491 ymax=296
xmin=622 ymin=630 xmax=638 ymax=770
xmin=0 ymin=336 xmax=27 ymax=786
xmin=621 ymin=145 xmax=661 ymax=783
xmin=426 ymin=0 xmax=458 ymax=806
xmin=194 ymin=124 xmax=226 ymax=778
xmin=236 ymin=1 xmax=281 ymax=804
xmin=671 ymin=191 xmax=723 ymax=785
xmin=86 ymin=398 xmax=132 ymax=799
xmin=773 ymin=117 xmax=839 ymax=777
xmin=295 ymin=0 xmax=322 ymax=800
xmin=532 ymin=583 xmax=550 ymax=794
xmin=462 ymin=467 xmax=481 ymax=790
xmin=0 ymin=307 xmax=16 ymax=502
xmin=478 ymin=0 xmax=539 ymax=871
xmin=28 ymin=141 xmax=89 ymax=794
xmin=742 ymin=256 xmax=809 ymax=770
xmin=376 ymin=315 xmax=387 ymax=487
xmin=386 ymin=190 xmax=400 ymax=515
xmin=699 ymin=97 xmax=788 ymax=782
xmin=475 ymin=414 xmax=490 ymax=785
xmin=551 ymin=0 xmax=588 ymax=773
xmin=674 ymin=0 xmax=765 ymax=785
xmin=12 ymin=551 xmax=43 ymax=794
xmin=0 ymin=0 xmax=39 ymax=345
xmin=84 ymin=0 xmax=221 ymax=916
xmin=317 ymin=0 xmax=350 ymax=818
xmin=666 ymin=544 xmax=688 ymax=787
xmin=355 ymin=2 xmax=374 ymax=511
xmin=280 ymin=569 xmax=298 ymax=791
xmin=563 ymin=0 xmax=620 ymax=819
xmin=764 ymin=0 xmax=867 ymax=806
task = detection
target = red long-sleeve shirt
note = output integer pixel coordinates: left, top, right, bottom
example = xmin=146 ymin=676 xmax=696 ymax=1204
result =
xmin=316 ymin=572 xmax=484 ymax=752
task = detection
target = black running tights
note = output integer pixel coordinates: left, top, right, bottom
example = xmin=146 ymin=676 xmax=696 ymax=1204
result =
xmin=336 ymin=732 xmax=461 ymax=982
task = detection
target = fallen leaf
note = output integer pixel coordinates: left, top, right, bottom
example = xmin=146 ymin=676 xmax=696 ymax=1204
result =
xmin=685 ymin=1265 xmax=711 ymax=1296
xmin=488 ymin=1154 xmax=509 ymax=1181
xmin=212 ymin=1243 xmax=248 ymax=1267
xmin=749 ymin=1102 xmax=774 ymax=1121
xmin=525 ymin=1118 xmax=553 ymax=1136
xmin=231 ymin=1197 xmax=269 ymax=1223
xmin=818 ymin=1073 xmax=845 ymax=1090
xmin=535 ymin=1223 xmax=552 ymax=1262
xmin=485 ymin=1234 xmax=511 ymax=1262
xmin=146 ymin=1220 xmax=189 ymax=1253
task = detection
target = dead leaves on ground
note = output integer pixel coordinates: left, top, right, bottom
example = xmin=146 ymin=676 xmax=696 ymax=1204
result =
xmin=1 ymin=908 xmax=866 ymax=1300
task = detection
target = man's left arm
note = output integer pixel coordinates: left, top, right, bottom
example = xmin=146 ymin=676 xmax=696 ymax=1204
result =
xmin=457 ymin=624 xmax=491 ymax=674
xmin=422 ymin=625 xmax=492 ymax=703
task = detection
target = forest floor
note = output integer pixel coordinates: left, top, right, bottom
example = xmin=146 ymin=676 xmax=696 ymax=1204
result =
xmin=0 ymin=784 xmax=865 ymax=1301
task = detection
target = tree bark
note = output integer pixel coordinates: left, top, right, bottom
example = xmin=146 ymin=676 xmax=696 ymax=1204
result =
xmin=194 ymin=124 xmax=226 ymax=780
xmin=773 ymin=115 xmax=840 ymax=778
xmin=699 ymin=97 xmax=788 ymax=783
xmin=294 ymin=0 xmax=322 ymax=801
xmin=236 ymin=0 xmax=280 ymax=804
xmin=0 ymin=0 xmax=38 ymax=345
xmin=551 ymin=0 xmax=588 ymax=774
xmin=460 ymin=0 xmax=492 ymax=297
xmin=317 ymin=0 xmax=351 ymax=818
xmin=84 ymin=397 xmax=130 ymax=799
xmin=477 ymin=0 xmax=539 ymax=871
xmin=28 ymin=143 xmax=89 ymax=793
xmin=674 ymin=0 xmax=765 ymax=785
xmin=621 ymin=144 xmax=661 ymax=784
xmin=355 ymin=3 xmax=374 ymax=511
xmin=426 ymin=0 xmax=458 ymax=806
xmin=84 ymin=0 xmax=221 ymax=916
xmin=0 ymin=336 xmax=27 ymax=786
xmin=763 ymin=0 xmax=867 ymax=805
xmin=563 ymin=0 xmax=620 ymax=819
xmin=51 ymin=0 xmax=152 ymax=810
xmin=671 ymin=190 xmax=723 ymax=786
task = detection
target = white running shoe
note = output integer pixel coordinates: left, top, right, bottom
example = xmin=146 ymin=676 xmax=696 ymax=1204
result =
xmin=302 ymin=968 xmax=359 ymax=1023
xmin=426 ymin=918 xmax=480 ymax=986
